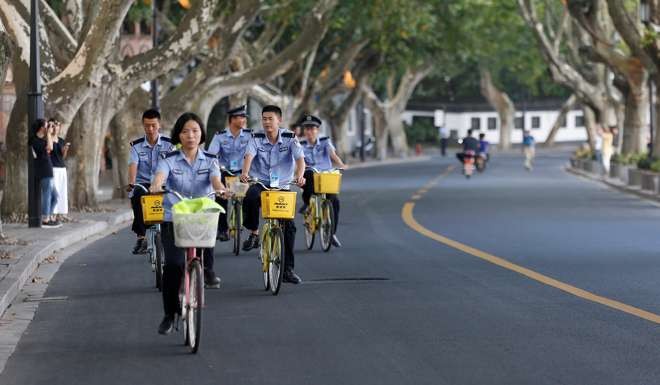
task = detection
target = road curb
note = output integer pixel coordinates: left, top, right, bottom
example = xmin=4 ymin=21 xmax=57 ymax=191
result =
xmin=0 ymin=210 xmax=132 ymax=318
xmin=347 ymin=156 xmax=431 ymax=170
xmin=565 ymin=166 xmax=660 ymax=205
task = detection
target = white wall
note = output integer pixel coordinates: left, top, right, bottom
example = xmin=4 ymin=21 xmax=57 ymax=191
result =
xmin=413 ymin=108 xmax=588 ymax=144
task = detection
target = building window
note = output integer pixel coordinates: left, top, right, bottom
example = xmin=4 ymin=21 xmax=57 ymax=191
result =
xmin=487 ymin=117 xmax=497 ymax=130
xmin=515 ymin=116 xmax=523 ymax=129
xmin=470 ymin=117 xmax=481 ymax=130
xmin=560 ymin=115 xmax=567 ymax=128
xmin=531 ymin=116 xmax=541 ymax=129
xmin=575 ymin=115 xmax=585 ymax=128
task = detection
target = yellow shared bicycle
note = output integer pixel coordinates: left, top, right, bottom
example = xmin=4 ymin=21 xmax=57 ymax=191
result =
xmin=303 ymin=168 xmax=342 ymax=252
xmin=250 ymin=180 xmax=297 ymax=295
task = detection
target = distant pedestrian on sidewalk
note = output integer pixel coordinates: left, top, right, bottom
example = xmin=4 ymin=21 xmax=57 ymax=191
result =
xmin=30 ymin=119 xmax=60 ymax=228
xmin=49 ymin=119 xmax=70 ymax=221
xmin=438 ymin=125 xmax=449 ymax=156
xmin=599 ymin=126 xmax=614 ymax=175
xmin=522 ymin=130 xmax=535 ymax=171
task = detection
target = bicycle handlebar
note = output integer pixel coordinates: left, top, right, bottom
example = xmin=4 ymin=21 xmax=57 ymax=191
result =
xmin=247 ymin=178 xmax=297 ymax=191
xmin=160 ymin=187 xmax=218 ymax=202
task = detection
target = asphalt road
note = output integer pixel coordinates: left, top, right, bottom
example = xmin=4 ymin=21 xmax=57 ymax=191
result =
xmin=3 ymin=151 xmax=660 ymax=385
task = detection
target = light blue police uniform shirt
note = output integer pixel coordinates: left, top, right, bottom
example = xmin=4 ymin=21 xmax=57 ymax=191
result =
xmin=300 ymin=137 xmax=335 ymax=171
xmin=207 ymin=128 xmax=252 ymax=172
xmin=129 ymin=135 xmax=174 ymax=184
xmin=156 ymin=149 xmax=221 ymax=221
xmin=245 ymin=129 xmax=304 ymax=186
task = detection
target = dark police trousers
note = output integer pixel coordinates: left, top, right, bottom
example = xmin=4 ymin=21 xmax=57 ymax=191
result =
xmin=302 ymin=169 xmax=340 ymax=233
xmin=215 ymin=170 xmax=240 ymax=233
xmin=130 ymin=182 xmax=150 ymax=237
xmin=242 ymin=183 xmax=296 ymax=270
xmin=160 ymin=222 xmax=215 ymax=316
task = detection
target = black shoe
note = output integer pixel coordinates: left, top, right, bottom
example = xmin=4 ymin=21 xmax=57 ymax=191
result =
xmin=298 ymin=203 xmax=308 ymax=215
xmin=283 ymin=270 xmax=301 ymax=284
xmin=242 ymin=233 xmax=259 ymax=251
xmin=137 ymin=239 xmax=148 ymax=254
xmin=204 ymin=270 xmax=221 ymax=289
xmin=217 ymin=231 xmax=229 ymax=242
xmin=132 ymin=238 xmax=144 ymax=254
xmin=158 ymin=315 xmax=175 ymax=335
xmin=331 ymin=235 xmax=342 ymax=248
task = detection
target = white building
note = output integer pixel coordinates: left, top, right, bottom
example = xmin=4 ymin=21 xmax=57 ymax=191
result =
xmin=403 ymin=100 xmax=590 ymax=145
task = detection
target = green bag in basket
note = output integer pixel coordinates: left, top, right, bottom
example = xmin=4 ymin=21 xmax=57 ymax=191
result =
xmin=172 ymin=197 xmax=224 ymax=215
xmin=172 ymin=197 xmax=224 ymax=248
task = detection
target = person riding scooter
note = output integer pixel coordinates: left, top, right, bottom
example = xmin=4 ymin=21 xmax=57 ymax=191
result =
xmin=476 ymin=133 xmax=490 ymax=172
xmin=456 ymin=129 xmax=480 ymax=163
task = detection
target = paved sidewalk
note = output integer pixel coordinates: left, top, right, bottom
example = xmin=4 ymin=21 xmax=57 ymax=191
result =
xmin=566 ymin=166 xmax=660 ymax=205
xmin=0 ymin=200 xmax=132 ymax=318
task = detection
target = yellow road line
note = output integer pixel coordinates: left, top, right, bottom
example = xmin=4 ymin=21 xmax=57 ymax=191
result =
xmin=402 ymin=168 xmax=660 ymax=325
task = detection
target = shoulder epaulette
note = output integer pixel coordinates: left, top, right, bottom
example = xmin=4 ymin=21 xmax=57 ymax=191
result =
xmin=300 ymin=140 xmax=308 ymax=145
xmin=160 ymin=136 xmax=172 ymax=143
xmin=243 ymin=128 xmax=253 ymax=133
xmin=216 ymin=129 xmax=226 ymax=135
xmin=282 ymin=132 xmax=295 ymax=138
xmin=130 ymin=137 xmax=145 ymax=146
xmin=204 ymin=151 xmax=218 ymax=158
xmin=163 ymin=150 xmax=180 ymax=159
xmin=319 ymin=137 xmax=329 ymax=142
xmin=253 ymin=132 xmax=266 ymax=138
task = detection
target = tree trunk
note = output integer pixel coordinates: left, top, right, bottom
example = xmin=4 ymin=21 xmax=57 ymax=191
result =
xmin=544 ymin=94 xmax=577 ymax=147
xmin=1 ymin=61 xmax=29 ymax=215
xmin=66 ymin=93 xmax=113 ymax=209
xmin=479 ymin=69 xmax=515 ymax=150
xmin=0 ymin=32 xmax=11 ymax=86
xmin=653 ymin=76 xmax=660 ymax=157
xmin=621 ymin=83 xmax=646 ymax=154
xmin=387 ymin=107 xmax=408 ymax=157
xmin=364 ymin=96 xmax=388 ymax=160
xmin=583 ymin=106 xmax=597 ymax=151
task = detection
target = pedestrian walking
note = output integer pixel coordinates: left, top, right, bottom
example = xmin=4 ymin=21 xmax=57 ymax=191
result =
xmin=600 ymin=126 xmax=614 ymax=175
xmin=49 ymin=119 xmax=69 ymax=221
xmin=439 ymin=126 xmax=449 ymax=156
xmin=30 ymin=119 xmax=60 ymax=227
xmin=522 ymin=130 xmax=535 ymax=171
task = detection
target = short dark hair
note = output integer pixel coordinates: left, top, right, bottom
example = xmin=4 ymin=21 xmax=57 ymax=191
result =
xmin=171 ymin=112 xmax=206 ymax=146
xmin=479 ymin=133 xmax=485 ymax=139
xmin=467 ymin=129 xmax=473 ymax=136
xmin=262 ymin=105 xmax=282 ymax=118
xmin=32 ymin=118 xmax=46 ymax=135
xmin=142 ymin=109 xmax=161 ymax=121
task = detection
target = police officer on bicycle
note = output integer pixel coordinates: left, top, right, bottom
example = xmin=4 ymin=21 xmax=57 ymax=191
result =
xmin=240 ymin=105 xmax=306 ymax=284
xmin=297 ymin=115 xmax=347 ymax=247
xmin=206 ymin=105 xmax=252 ymax=242
xmin=150 ymin=112 xmax=228 ymax=335
xmin=127 ymin=109 xmax=173 ymax=254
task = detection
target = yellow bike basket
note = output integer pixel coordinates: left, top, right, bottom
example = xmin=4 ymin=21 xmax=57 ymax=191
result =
xmin=261 ymin=191 xmax=297 ymax=219
xmin=313 ymin=172 xmax=342 ymax=194
xmin=141 ymin=193 xmax=165 ymax=224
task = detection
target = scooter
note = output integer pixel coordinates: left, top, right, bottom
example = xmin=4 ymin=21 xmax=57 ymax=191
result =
xmin=476 ymin=152 xmax=488 ymax=172
xmin=462 ymin=150 xmax=476 ymax=178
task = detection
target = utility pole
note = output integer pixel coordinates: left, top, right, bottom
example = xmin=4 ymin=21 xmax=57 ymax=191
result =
xmin=27 ymin=0 xmax=44 ymax=228
xmin=151 ymin=0 xmax=160 ymax=110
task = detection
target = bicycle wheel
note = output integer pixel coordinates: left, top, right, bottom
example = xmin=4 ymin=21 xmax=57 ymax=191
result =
xmin=268 ymin=227 xmax=285 ymax=295
xmin=259 ymin=227 xmax=271 ymax=291
xmin=319 ymin=200 xmax=334 ymax=252
xmin=303 ymin=202 xmax=315 ymax=250
xmin=233 ymin=201 xmax=241 ymax=256
xmin=187 ymin=259 xmax=203 ymax=354
xmin=154 ymin=232 xmax=164 ymax=291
